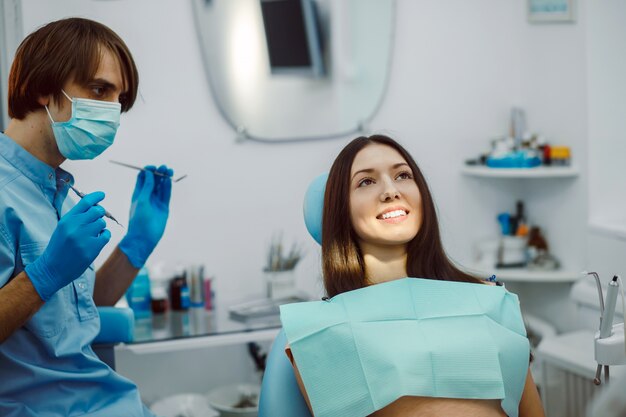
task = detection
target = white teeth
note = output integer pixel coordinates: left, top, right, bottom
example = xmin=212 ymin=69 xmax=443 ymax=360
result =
xmin=381 ymin=210 xmax=406 ymax=219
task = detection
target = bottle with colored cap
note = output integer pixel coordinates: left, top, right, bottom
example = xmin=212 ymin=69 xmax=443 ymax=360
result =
xmin=126 ymin=267 xmax=152 ymax=319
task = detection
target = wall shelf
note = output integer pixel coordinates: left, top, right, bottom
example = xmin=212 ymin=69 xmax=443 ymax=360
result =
xmin=468 ymin=265 xmax=582 ymax=283
xmin=461 ymin=165 xmax=579 ymax=178
xmin=463 ymin=164 xmax=582 ymax=283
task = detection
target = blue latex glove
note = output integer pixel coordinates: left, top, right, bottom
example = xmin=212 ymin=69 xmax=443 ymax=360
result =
xmin=119 ymin=165 xmax=173 ymax=268
xmin=25 ymin=192 xmax=111 ymax=301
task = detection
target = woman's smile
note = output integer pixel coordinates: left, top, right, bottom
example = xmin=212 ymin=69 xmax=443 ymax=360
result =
xmin=377 ymin=207 xmax=410 ymax=223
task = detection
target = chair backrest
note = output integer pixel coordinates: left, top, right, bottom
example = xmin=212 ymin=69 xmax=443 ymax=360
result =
xmin=94 ymin=307 xmax=135 ymax=344
xmin=92 ymin=307 xmax=134 ymax=369
xmin=302 ymin=173 xmax=328 ymax=245
xmin=258 ymin=329 xmax=312 ymax=417
xmin=258 ymin=175 xmax=327 ymax=416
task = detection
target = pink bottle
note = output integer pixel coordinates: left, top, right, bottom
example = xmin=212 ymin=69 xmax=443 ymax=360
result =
xmin=204 ymin=277 xmax=214 ymax=311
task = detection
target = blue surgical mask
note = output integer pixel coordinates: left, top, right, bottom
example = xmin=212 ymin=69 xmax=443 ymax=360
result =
xmin=45 ymin=90 xmax=121 ymax=160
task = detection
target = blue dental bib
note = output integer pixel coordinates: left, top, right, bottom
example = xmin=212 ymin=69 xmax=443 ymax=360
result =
xmin=280 ymin=277 xmax=530 ymax=417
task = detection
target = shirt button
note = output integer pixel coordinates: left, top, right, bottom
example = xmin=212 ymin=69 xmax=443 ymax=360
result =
xmin=48 ymin=173 xmax=53 ymax=180
xmin=78 ymin=282 xmax=86 ymax=289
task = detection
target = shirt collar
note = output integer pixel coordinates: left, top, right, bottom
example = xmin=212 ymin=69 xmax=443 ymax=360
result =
xmin=0 ymin=133 xmax=74 ymax=205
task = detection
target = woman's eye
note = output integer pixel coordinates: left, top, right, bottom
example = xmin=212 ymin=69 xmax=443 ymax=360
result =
xmin=358 ymin=178 xmax=374 ymax=187
xmin=91 ymin=86 xmax=106 ymax=97
xmin=396 ymin=171 xmax=413 ymax=180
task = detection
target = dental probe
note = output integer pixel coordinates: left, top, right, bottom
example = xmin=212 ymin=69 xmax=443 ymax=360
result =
xmin=109 ymin=160 xmax=187 ymax=182
xmin=64 ymin=180 xmax=123 ymax=228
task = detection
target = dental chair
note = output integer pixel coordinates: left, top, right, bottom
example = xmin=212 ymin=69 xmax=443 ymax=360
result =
xmin=93 ymin=306 xmax=134 ymax=370
xmin=258 ymin=328 xmax=312 ymax=417
xmin=258 ymin=174 xmax=327 ymax=417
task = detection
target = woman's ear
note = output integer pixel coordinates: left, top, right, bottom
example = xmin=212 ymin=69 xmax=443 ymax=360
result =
xmin=37 ymin=95 xmax=50 ymax=107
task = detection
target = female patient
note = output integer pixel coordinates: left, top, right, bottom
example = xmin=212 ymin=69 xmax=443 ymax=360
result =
xmin=283 ymin=135 xmax=545 ymax=417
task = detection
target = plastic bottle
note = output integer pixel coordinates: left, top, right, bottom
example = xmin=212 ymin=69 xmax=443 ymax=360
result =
xmin=150 ymin=286 xmax=168 ymax=314
xmin=169 ymin=271 xmax=190 ymax=311
xmin=125 ymin=267 xmax=152 ymax=319
xmin=515 ymin=201 xmax=529 ymax=237
xmin=542 ymin=144 xmax=551 ymax=166
xmin=204 ymin=277 xmax=215 ymax=311
xmin=189 ymin=265 xmax=205 ymax=308
xmin=527 ymin=226 xmax=548 ymax=262
xmin=148 ymin=262 xmax=172 ymax=314
xmin=181 ymin=278 xmax=190 ymax=310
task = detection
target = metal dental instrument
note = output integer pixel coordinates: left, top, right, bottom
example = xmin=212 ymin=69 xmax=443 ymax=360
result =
xmin=109 ymin=160 xmax=187 ymax=182
xmin=600 ymin=276 xmax=619 ymax=339
xmin=598 ymin=276 xmax=620 ymax=385
xmin=586 ymin=271 xmax=621 ymax=386
xmin=63 ymin=179 xmax=124 ymax=228
xmin=585 ymin=271 xmax=606 ymax=385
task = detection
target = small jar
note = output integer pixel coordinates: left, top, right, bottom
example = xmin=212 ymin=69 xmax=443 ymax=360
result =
xmin=151 ymin=286 xmax=168 ymax=314
xmin=550 ymin=146 xmax=571 ymax=166
xmin=527 ymin=226 xmax=548 ymax=262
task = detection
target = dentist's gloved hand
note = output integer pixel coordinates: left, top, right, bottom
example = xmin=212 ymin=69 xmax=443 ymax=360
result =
xmin=25 ymin=192 xmax=111 ymax=301
xmin=119 ymin=165 xmax=173 ymax=268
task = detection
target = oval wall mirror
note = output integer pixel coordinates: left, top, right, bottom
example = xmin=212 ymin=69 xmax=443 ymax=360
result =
xmin=191 ymin=0 xmax=395 ymax=142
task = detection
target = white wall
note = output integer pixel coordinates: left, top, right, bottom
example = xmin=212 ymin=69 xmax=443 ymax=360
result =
xmin=0 ymin=0 xmax=22 ymax=130
xmin=586 ymin=0 xmax=626 ymax=281
xmin=517 ymin=1 xmax=588 ymax=274
xmin=16 ymin=0 xmax=590 ymax=317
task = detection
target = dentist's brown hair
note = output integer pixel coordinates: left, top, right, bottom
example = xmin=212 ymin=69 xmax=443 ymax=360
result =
xmin=8 ymin=17 xmax=138 ymax=119
xmin=321 ymin=135 xmax=481 ymax=297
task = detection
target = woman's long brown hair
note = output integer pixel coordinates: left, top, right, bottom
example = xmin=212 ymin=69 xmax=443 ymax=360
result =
xmin=322 ymin=135 xmax=482 ymax=297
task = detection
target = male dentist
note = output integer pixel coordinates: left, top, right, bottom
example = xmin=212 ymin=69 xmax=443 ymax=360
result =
xmin=0 ymin=18 xmax=171 ymax=416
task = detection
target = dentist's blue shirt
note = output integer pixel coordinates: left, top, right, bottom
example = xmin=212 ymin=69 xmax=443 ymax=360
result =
xmin=0 ymin=133 xmax=152 ymax=417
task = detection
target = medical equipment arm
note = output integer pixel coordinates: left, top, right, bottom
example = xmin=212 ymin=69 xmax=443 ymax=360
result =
xmin=118 ymin=165 xmax=172 ymax=268
xmin=24 ymin=191 xmax=111 ymax=301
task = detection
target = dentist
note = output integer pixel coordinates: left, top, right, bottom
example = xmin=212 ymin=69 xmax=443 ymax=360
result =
xmin=0 ymin=18 xmax=171 ymax=416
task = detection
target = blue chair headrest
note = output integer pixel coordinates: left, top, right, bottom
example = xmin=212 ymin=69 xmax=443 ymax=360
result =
xmin=303 ymin=173 xmax=328 ymax=245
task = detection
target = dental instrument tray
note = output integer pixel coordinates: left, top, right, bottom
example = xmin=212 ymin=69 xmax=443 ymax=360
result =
xmin=229 ymin=296 xmax=307 ymax=322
